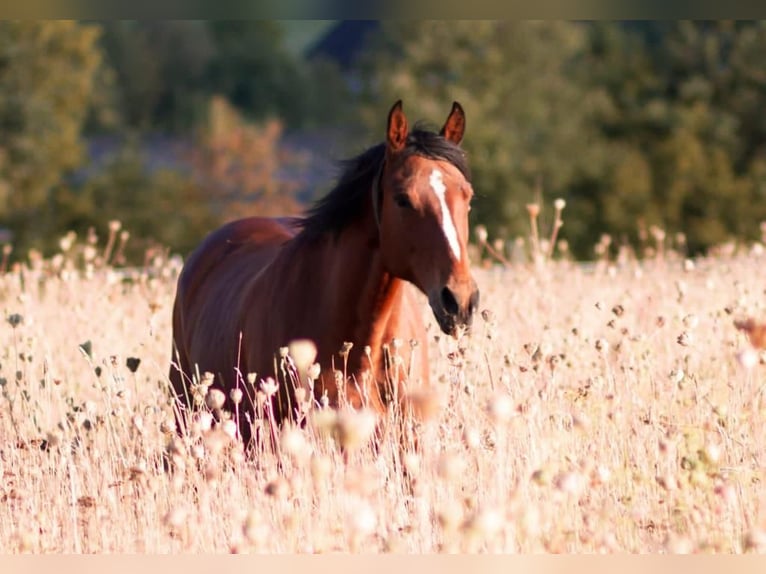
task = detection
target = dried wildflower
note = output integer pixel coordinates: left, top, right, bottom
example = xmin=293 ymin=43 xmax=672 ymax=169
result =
xmin=404 ymin=389 xmax=441 ymax=421
xmin=526 ymin=203 xmax=540 ymax=218
xmin=246 ymin=372 xmax=257 ymax=386
xmin=288 ymin=339 xmax=317 ymax=371
xmin=163 ymin=507 xmax=187 ymax=529
xmin=744 ymin=528 xmax=766 ymax=552
xmin=243 ymin=510 xmax=268 ymax=544
xmin=682 ymin=314 xmax=699 ymax=330
xmin=229 ymin=388 xmax=243 ymax=405
xmin=475 ymin=225 xmax=488 ymax=244
xmin=554 ymin=471 xmax=586 ymax=496
xmin=108 ymin=220 xmax=122 ymax=233
xmin=264 ymin=477 xmax=290 ymax=499
xmin=7 ymin=313 xmax=22 ymax=328
xmin=307 ymin=363 xmax=321 ymax=381
xmin=437 ymin=499 xmax=464 ymax=531
xmin=554 ymin=198 xmax=566 ymax=211
xmin=310 ymin=454 xmax=332 ymax=484
xmin=669 ymin=368 xmax=685 ymax=385
xmin=205 ymin=388 xmax=226 ymax=411
xmin=281 ymin=425 xmax=310 ymax=461
xmin=221 ymin=419 xmax=238 ymax=440
xmin=195 ymin=411 xmax=214 ymax=434
xmin=340 ymin=341 xmax=354 ymax=356
xmin=464 ymin=507 xmax=504 ymax=538
xmin=737 ymin=348 xmax=759 ymax=370
xmin=335 ymin=409 xmax=377 ymax=451
xmin=347 ymin=501 xmax=377 ymax=537
xmin=462 ymin=427 xmax=481 ymax=449
xmin=260 ymin=377 xmax=278 ymax=397
xmin=436 ymin=452 xmax=465 ymax=482
xmin=486 ymin=393 xmax=513 ymax=423
xmin=126 ymin=357 xmax=141 ymax=373
xmin=677 ymin=331 xmax=693 ymax=347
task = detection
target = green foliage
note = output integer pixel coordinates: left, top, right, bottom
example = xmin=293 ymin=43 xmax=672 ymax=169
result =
xmin=48 ymin=142 xmax=219 ymax=263
xmin=357 ymin=21 xmax=766 ymax=258
xmin=0 ymin=21 xmax=101 ymax=242
xmin=97 ymin=21 xmax=352 ymax=132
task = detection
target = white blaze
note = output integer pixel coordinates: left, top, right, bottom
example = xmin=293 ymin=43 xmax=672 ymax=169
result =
xmin=429 ymin=169 xmax=461 ymax=260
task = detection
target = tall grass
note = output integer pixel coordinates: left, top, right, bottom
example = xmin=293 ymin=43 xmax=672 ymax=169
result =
xmin=0 ymin=224 xmax=765 ymax=553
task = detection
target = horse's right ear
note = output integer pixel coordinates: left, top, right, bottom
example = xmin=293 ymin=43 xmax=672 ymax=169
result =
xmin=440 ymin=101 xmax=466 ymax=145
xmin=386 ymin=100 xmax=408 ymax=154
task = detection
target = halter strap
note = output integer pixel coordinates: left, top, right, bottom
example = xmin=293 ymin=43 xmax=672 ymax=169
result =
xmin=371 ymin=159 xmax=385 ymax=231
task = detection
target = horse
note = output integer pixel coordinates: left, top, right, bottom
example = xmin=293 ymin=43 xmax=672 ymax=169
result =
xmin=168 ymin=100 xmax=480 ymax=445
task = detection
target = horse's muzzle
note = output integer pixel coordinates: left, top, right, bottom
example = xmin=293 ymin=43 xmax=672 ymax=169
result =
xmin=429 ymin=282 xmax=480 ymax=337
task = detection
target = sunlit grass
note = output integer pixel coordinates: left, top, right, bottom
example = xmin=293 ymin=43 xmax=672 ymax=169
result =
xmin=1 ymin=222 xmax=765 ymax=553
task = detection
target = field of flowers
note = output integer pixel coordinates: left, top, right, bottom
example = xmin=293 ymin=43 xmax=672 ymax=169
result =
xmin=1 ymin=226 xmax=765 ymax=553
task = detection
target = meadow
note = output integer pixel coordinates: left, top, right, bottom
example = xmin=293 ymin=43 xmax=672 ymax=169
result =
xmin=1 ymin=225 xmax=765 ymax=553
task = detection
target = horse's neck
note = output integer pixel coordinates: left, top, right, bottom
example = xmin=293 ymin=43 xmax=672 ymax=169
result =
xmin=300 ymin=224 xmax=408 ymax=377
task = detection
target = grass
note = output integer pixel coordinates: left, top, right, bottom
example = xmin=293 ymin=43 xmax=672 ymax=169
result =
xmin=1 ymin=224 xmax=765 ymax=553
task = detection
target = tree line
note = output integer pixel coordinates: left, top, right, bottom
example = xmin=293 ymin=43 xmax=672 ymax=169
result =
xmin=1 ymin=21 xmax=765 ymax=263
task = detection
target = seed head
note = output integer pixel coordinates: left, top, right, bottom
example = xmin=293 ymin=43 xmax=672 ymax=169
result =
xmin=229 ymin=388 xmax=243 ymax=405
xmin=307 ymin=363 xmax=321 ymax=380
xmin=526 ymin=203 xmax=540 ymax=218
xmin=554 ymin=198 xmax=566 ymax=211
xmin=260 ymin=377 xmax=278 ymax=397
xmin=335 ymin=409 xmax=377 ymax=451
xmin=475 ymin=225 xmax=488 ymax=244
xmin=205 ymin=388 xmax=226 ymax=410
xmin=486 ymin=393 xmax=513 ymax=423
xmin=677 ymin=331 xmax=693 ymax=347
xmin=221 ymin=419 xmax=238 ymax=440
xmin=436 ymin=452 xmax=465 ymax=482
xmin=288 ymin=339 xmax=317 ymax=371
xmin=737 ymin=348 xmax=759 ymax=370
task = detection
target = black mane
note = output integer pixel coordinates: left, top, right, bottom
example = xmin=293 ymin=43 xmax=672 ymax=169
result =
xmin=297 ymin=125 xmax=470 ymax=239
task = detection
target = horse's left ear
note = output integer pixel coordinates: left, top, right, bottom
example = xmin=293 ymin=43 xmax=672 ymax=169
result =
xmin=440 ymin=101 xmax=466 ymax=145
xmin=387 ymin=100 xmax=408 ymax=153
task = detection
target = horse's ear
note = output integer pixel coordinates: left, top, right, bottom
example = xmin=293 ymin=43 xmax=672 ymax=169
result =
xmin=440 ymin=101 xmax=466 ymax=145
xmin=386 ymin=100 xmax=408 ymax=153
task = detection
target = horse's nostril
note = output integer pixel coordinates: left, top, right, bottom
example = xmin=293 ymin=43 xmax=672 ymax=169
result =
xmin=441 ymin=286 xmax=459 ymax=315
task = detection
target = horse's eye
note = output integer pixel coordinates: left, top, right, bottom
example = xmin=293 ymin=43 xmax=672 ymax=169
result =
xmin=394 ymin=194 xmax=414 ymax=209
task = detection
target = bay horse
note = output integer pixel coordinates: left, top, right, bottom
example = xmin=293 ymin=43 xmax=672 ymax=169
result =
xmin=169 ymin=100 xmax=479 ymax=444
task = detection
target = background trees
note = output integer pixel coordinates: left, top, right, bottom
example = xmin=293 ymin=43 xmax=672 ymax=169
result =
xmin=2 ymin=20 xmax=766 ymax=263
xmin=357 ymin=21 xmax=766 ymax=257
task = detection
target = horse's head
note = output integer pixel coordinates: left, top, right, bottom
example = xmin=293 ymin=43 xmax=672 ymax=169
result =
xmin=377 ymin=100 xmax=480 ymax=337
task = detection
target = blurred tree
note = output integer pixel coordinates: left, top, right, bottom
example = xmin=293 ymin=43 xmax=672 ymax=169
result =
xmin=581 ymin=21 xmax=766 ymax=254
xmin=0 ymin=21 xmax=102 ymax=248
xmin=49 ymin=142 xmax=219 ymax=262
xmin=188 ymin=95 xmax=304 ymax=223
xmin=97 ymin=21 xmax=352 ymax=133
xmin=98 ymin=21 xmax=215 ymax=132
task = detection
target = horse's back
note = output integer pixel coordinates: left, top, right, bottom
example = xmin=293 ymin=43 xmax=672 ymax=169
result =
xmin=171 ymin=216 xmax=298 ymax=387
xmin=179 ymin=217 xmax=297 ymax=297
